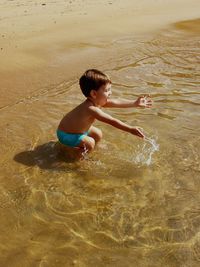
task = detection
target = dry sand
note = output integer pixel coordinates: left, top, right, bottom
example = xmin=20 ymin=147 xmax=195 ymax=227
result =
xmin=0 ymin=0 xmax=200 ymax=107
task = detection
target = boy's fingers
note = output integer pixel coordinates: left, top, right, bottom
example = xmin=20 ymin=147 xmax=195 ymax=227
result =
xmin=147 ymin=100 xmax=153 ymax=104
xmin=137 ymin=128 xmax=145 ymax=137
xmin=137 ymin=131 xmax=144 ymax=138
xmin=139 ymin=132 xmax=145 ymax=138
xmin=140 ymin=94 xmax=151 ymax=98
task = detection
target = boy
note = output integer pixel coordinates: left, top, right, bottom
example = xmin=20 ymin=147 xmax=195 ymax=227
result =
xmin=57 ymin=69 xmax=152 ymax=157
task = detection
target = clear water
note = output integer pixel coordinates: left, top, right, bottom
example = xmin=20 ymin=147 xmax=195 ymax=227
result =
xmin=0 ymin=19 xmax=200 ymax=267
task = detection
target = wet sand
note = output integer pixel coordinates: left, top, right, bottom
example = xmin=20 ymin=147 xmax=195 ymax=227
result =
xmin=0 ymin=0 xmax=200 ymax=108
xmin=1 ymin=2 xmax=200 ymax=267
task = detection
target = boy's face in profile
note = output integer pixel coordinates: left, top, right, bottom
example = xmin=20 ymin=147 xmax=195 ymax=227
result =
xmin=92 ymin=83 xmax=112 ymax=106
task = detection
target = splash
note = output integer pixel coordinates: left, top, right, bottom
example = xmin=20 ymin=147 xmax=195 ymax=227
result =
xmin=81 ymin=144 xmax=89 ymax=160
xmin=133 ymin=135 xmax=159 ymax=166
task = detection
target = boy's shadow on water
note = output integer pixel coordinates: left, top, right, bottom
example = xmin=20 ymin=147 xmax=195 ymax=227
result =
xmin=13 ymin=141 xmax=79 ymax=170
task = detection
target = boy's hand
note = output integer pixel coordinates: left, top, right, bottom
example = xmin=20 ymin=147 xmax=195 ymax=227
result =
xmin=135 ymin=95 xmax=152 ymax=108
xmin=130 ymin=127 xmax=145 ymax=138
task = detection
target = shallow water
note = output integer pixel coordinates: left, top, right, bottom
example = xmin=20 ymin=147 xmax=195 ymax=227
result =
xmin=0 ymin=19 xmax=200 ymax=267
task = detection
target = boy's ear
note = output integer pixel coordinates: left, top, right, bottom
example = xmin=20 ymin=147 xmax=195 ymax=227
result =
xmin=90 ymin=89 xmax=97 ymax=99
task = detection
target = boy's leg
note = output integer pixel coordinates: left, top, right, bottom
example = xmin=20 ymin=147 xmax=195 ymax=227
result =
xmin=59 ymin=129 xmax=101 ymax=160
xmin=78 ymin=135 xmax=95 ymax=152
xmin=77 ymin=129 xmax=102 ymax=159
xmin=59 ymin=136 xmax=96 ymax=160
xmin=87 ymin=126 xmax=102 ymax=144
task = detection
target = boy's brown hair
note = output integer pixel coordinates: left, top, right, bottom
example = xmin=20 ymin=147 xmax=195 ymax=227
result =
xmin=79 ymin=69 xmax=111 ymax=97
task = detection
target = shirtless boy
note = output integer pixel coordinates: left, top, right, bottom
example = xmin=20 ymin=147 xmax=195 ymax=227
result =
xmin=57 ymin=69 xmax=152 ymax=157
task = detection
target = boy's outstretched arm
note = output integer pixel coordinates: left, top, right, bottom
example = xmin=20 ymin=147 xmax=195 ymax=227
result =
xmin=104 ymin=95 xmax=152 ymax=108
xmin=89 ymin=106 xmax=144 ymax=138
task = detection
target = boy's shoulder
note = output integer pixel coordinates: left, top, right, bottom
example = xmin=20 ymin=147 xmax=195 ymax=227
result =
xmin=88 ymin=105 xmax=104 ymax=119
xmin=76 ymin=100 xmax=101 ymax=115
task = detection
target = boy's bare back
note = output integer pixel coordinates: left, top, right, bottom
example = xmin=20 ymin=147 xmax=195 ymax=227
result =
xmin=58 ymin=99 xmax=95 ymax=133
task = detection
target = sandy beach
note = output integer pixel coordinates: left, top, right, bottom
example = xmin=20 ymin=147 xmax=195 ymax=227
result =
xmin=0 ymin=0 xmax=200 ymax=108
xmin=1 ymin=1 xmax=200 ymax=267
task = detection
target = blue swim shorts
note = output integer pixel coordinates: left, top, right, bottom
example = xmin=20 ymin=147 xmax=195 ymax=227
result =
xmin=57 ymin=129 xmax=89 ymax=147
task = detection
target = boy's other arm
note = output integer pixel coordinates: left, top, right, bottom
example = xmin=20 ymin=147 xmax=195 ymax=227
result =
xmin=89 ymin=106 xmax=144 ymax=138
xmin=104 ymin=95 xmax=152 ymax=108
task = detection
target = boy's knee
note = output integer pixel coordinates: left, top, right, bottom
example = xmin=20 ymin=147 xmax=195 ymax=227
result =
xmin=87 ymin=138 xmax=95 ymax=150
xmin=92 ymin=128 xmax=103 ymax=143
xmin=97 ymin=129 xmax=103 ymax=141
xmin=81 ymin=137 xmax=95 ymax=151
